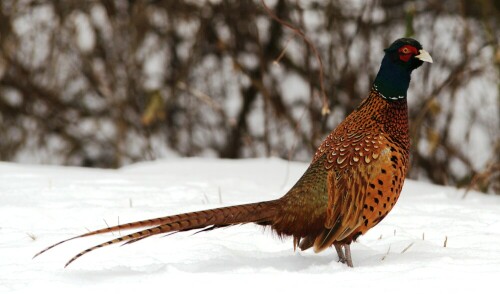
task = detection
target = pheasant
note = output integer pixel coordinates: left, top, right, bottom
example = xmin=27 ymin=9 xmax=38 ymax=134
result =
xmin=34 ymin=38 xmax=432 ymax=268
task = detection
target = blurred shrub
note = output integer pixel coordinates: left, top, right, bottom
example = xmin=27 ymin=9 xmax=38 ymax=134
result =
xmin=0 ymin=0 xmax=498 ymax=193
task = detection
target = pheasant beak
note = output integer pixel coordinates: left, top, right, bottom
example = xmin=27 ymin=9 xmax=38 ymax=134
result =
xmin=415 ymin=49 xmax=433 ymax=63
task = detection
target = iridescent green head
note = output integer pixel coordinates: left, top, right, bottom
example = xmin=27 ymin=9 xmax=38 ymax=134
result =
xmin=373 ymin=38 xmax=433 ymax=101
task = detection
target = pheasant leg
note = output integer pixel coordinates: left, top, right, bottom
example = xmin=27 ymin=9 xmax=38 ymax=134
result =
xmin=344 ymin=244 xmax=353 ymax=267
xmin=334 ymin=244 xmax=346 ymax=263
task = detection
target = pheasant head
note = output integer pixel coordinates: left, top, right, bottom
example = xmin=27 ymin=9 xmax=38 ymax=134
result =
xmin=373 ymin=38 xmax=433 ymax=101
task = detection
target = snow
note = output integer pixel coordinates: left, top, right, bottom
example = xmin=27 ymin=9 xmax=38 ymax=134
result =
xmin=1 ymin=158 xmax=499 ymax=293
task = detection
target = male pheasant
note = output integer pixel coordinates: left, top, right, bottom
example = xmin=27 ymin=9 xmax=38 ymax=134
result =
xmin=34 ymin=38 xmax=432 ymax=268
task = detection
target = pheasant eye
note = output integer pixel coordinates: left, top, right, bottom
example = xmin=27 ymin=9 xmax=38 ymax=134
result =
xmin=398 ymin=45 xmax=417 ymax=62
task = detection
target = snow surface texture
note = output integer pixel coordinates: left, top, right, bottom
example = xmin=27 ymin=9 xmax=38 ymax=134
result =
xmin=1 ymin=158 xmax=499 ymax=293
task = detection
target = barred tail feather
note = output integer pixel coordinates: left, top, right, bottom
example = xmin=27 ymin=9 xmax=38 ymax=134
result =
xmin=33 ymin=214 xmax=189 ymax=259
xmin=35 ymin=200 xmax=279 ymax=267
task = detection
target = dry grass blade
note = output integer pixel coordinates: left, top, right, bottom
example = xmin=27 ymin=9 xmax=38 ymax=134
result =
xmin=381 ymin=245 xmax=391 ymax=261
xmin=27 ymin=232 xmax=37 ymax=241
xmin=401 ymin=242 xmax=414 ymax=254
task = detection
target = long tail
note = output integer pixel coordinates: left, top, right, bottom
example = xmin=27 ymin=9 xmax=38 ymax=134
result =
xmin=34 ymin=200 xmax=279 ymax=267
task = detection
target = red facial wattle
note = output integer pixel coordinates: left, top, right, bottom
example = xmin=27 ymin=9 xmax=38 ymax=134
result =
xmin=398 ymin=45 xmax=418 ymax=62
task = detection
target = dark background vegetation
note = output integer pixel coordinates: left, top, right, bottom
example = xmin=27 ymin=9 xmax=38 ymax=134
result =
xmin=0 ymin=0 xmax=498 ymax=193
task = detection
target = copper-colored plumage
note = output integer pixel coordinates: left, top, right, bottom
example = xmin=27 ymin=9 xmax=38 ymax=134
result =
xmin=34 ymin=38 xmax=432 ymax=268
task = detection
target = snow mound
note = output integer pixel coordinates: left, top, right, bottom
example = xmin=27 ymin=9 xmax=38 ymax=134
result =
xmin=1 ymin=158 xmax=499 ymax=293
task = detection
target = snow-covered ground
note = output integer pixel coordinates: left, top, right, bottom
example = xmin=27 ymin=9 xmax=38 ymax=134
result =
xmin=1 ymin=158 xmax=499 ymax=293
